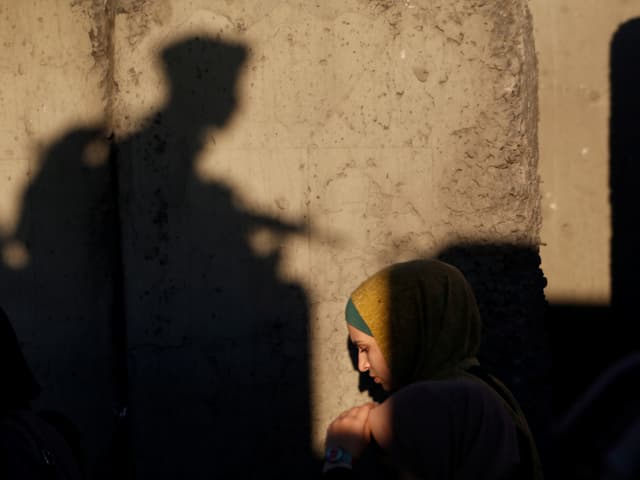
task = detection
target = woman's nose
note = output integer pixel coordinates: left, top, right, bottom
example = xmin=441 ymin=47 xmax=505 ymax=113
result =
xmin=358 ymin=353 xmax=369 ymax=372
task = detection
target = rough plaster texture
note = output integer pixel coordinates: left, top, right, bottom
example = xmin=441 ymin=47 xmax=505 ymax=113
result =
xmin=1 ymin=0 xmax=549 ymax=478
xmin=530 ymin=0 xmax=640 ymax=408
xmin=530 ymin=0 xmax=640 ymax=305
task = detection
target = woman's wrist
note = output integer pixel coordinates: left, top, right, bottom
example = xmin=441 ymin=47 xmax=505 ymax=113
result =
xmin=322 ymin=445 xmax=353 ymax=472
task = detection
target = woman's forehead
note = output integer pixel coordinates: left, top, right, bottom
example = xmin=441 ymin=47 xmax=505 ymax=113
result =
xmin=347 ymin=324 xmax=374 ymax=343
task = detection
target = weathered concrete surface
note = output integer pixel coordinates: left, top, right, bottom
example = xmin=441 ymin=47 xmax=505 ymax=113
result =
xmin=109 ymin=0 xmax=545 ymax=472
xmin=530 ymin=1 xmax=640 ymax=419
xmin=530 ymin=4 xmax=640 ymax=474
xmin=530 ymin=0 xmax=640 ymax=305
xmin=1 ymin=0 xmax=549 ymax=477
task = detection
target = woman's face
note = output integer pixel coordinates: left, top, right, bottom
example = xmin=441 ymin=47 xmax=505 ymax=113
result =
xmin=347 ymin=324 xmax=392 ymax=391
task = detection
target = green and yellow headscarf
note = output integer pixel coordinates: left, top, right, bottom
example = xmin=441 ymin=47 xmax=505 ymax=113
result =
xmin=345 ymin=259 xmax=543 ymax=480
xmin=345 ymin=259 xmax=482 ymax=387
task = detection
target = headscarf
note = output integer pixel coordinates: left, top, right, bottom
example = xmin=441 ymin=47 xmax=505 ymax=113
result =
xmin=346 ymin=259 xmax=481 ymax=386
xmin=345 ymin=259 xmax=544 ymax=480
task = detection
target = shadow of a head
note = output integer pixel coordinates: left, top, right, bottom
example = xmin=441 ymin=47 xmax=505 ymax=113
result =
xmin=160 ymin=36 xmax=248 ymax=127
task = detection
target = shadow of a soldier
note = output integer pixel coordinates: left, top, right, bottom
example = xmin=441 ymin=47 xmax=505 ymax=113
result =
xmin=0 ymin=36 xmax=315 ymax=479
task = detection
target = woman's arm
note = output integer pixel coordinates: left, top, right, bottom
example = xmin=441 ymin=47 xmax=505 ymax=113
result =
xmin=322 ymin=402 xmax=376 ymax=476
xmin=366 ymin=398 xmax=393 ymax=451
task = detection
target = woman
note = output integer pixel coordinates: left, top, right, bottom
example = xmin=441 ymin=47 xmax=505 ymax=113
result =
xmin=322 ymin=259 xmax=542 ymax=479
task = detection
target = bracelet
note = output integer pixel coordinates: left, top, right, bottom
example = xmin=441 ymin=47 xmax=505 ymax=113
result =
xmin=323 ymin=446 xmax=353 ymax=472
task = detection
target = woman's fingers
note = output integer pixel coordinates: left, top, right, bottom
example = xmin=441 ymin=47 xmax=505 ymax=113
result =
xmin=325 ymin=402 xmax=377 ymax=458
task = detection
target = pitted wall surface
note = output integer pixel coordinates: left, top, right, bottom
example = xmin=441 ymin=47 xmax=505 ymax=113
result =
xmin=0 ymin=1 xmax=547 ymax=477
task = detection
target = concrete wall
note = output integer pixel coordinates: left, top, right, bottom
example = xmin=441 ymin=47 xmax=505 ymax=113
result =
xmin=530 ymin=0 xmax=640 ymax=413
xmin=1 ymin=1 xmax=548 ymax=478
xmin=530 ymin=0 xmax=640 ymax=304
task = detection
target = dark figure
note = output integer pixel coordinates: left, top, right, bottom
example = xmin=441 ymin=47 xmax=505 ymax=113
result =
xmin=0 ymin=306 xmax=84 ymax=479
xmin=0 ymin=127 xmax=119 ymax=479
xmin=113 ymin=37 xmax=313 ymax=478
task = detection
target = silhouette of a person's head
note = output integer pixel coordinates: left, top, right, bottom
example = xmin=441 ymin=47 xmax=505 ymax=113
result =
xmin=159 ymin=37 xmax=248 ymax=127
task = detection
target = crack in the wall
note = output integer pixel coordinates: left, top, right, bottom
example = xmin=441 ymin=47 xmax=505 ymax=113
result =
xmin=103 ymin=2 xmax=117 ymax=133
xmin=72 ymin=0 xmax=117 ymax=132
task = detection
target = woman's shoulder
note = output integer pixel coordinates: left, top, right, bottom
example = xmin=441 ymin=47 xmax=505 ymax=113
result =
xmin=367 ymin=378 xmax=521 ymax=479
xmin=395 ymin=376 xmax=510 ymax=403
xmin=369 ymin=377 xmax=517 ymax=446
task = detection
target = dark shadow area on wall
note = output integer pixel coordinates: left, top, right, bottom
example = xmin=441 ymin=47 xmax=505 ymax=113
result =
xmin=436 ymin=244 xmax=552 ymax=473
xmin=545 ymin=18 xmax=640 ymax=480
xmin=549 ymin=17 xmax=640 ymax=414
xmin=0 ymin=128 xmax=118 ymax=478
xmin=435 ymin=246 xmax=551 ymax=418
xmin=0 ymin=36 xmax=315 ymax=479
xmin=117 ymin=37 xmax=313 ymax=479
xmin=609 ymin=18 xmax=639 ymax=359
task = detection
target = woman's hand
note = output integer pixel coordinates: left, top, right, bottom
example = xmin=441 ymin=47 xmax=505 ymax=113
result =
xmin=325 ymin=402 xmax=377 ymax=459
